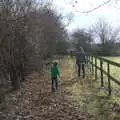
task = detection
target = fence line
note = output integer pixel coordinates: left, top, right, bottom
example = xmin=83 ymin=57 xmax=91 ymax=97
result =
xmin=87 ymin=55 xmax=120 ymax=96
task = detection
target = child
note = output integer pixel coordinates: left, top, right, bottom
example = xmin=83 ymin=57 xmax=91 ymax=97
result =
xmin=50 ymin=60 xmax=60 ymax=92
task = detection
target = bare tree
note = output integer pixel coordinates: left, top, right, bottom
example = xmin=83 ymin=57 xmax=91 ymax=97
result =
xmin=0 ymin=0 xmax=69 ymax=90
xmin=71 ymin=29 xmax=93 ymax=52
xmin=92 ymin=18 xmax=120 ymax=55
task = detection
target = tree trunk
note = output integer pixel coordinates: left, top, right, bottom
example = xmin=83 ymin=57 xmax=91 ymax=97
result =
xmin=10 ymin=64 xmax=21 ymax=90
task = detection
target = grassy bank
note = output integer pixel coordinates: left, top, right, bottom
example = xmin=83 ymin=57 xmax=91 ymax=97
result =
xmin=66 ymin=57 xmax=120 ymax=120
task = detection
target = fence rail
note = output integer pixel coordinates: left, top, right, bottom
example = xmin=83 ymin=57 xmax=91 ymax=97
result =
xmin=87 ymin=55 xmax=120 ymax=96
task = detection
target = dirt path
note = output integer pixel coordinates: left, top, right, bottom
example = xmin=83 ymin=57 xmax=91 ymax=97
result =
xmin=0 ymin=57 xmax=89 ymax=120
xmin=1 ymin=57 xmax=120 ymax=120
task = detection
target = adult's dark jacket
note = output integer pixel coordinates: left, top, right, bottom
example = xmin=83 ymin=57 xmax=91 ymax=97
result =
xmin=76 ymin=52 xmax=86 ymax=65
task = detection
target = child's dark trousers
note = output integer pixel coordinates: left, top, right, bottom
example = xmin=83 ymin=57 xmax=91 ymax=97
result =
xmin=51 ymin=76 xmax=58 ymax=92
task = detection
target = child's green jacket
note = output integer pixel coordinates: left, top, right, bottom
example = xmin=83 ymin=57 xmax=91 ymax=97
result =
xmin=51 ymin=66 xmax=60 ymax=78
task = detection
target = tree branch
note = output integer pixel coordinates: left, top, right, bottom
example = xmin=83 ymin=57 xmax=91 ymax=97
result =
xmin=74 ymin=0 xmax=112 ymax=13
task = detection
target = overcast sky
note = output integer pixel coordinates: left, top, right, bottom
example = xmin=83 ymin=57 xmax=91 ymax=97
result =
xmin=53 ymin=0 xmax=120 ymax=32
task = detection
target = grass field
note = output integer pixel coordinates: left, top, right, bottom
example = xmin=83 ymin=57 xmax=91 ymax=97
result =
xmin=105 ymin=57 xmax=120 ymax=85
xmin=105 ymin=57 xmax=120 ymax=63
xmin=92 ymin=57 xmax=120 ymax=87
xmin=92 ymin=56 xmax=120 ymax=100
xmin=66 ymin=56 xmax=120 ymax=120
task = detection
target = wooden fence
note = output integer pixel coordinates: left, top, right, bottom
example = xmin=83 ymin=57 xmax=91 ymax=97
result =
xmin=87 ymin=55 xmax=120 ymax=96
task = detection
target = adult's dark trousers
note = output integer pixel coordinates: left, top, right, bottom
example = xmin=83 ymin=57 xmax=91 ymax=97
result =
xmin=51 ymin=76 xmax=58 ymax=92
xmin=77 ymin=63 xmax=85 ymax=78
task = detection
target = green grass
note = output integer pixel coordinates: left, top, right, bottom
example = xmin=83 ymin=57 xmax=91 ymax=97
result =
xmin=104 ymin=57 xmax=120 ymax=82
xmin=105 ymin=57 xmax=120 ymax=63
xmin=70 ymin=80 xmax=120 ymax=120
xmin=92 ymin=57 xmax=120 ymax=88
xmin=103 ymin=57 xmax=120 ymax=79
xmin=64 ymin=57 xmax=120 ymax=120
xmin=92 ymin=57 xmax=120 ymax=102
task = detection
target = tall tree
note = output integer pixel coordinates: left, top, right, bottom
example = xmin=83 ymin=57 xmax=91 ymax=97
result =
xmin=0 ymin=0 xmax=69 ymax=89
xmin=71 ymin=29 xmax=93 ymax=53
xmin=92 ymin=18 xmax=120 ymax=55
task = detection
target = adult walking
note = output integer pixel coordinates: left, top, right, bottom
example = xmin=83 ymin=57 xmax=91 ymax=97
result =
xmin=76 ymin=47 xmax=86 ymax=78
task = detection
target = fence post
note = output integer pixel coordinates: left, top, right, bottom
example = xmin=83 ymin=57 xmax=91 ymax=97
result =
xmin=88 ymin=55 xmax=91 ymax=71
xmin=100 ymin=59 xmax=104 ymax=87
xmin=95 ymin=57 xmax=97 ymax=80
xmin=107 ymin=62 xmax=111 ymax=96
xmin=86 ymin=54 xmax=89 ymax=67
xmin=92 ymin=56 xmax=94 ymax=74
xmin=89 ymin=56 xmax=91 ymax=72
